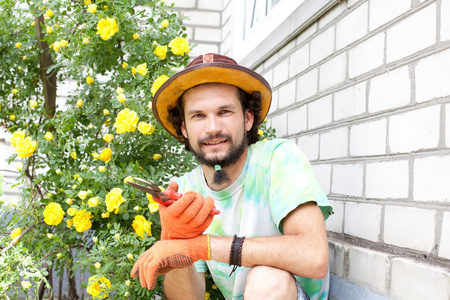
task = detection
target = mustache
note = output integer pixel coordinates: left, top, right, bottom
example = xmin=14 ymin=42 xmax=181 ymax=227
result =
xmin=198 ymin=133 xmax=232 ymax=144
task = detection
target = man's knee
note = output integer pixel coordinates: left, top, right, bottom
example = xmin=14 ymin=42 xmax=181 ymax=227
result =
xmin=243 ymin=266 xmax=298 ymax=300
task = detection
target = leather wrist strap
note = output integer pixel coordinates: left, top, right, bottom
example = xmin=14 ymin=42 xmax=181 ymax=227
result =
xmin=229 ymin=234 xmax=245 ymax=276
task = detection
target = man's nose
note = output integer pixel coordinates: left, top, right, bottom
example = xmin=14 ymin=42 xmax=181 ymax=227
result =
xmin=204 ymin=116 xmax=222 ymax=134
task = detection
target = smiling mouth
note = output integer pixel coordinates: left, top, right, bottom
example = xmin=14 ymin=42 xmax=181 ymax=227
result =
xmin=204 ymin=139 xmax=227 ymax=146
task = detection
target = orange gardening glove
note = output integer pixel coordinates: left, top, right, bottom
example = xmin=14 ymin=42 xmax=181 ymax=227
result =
xmin=160 ymin=181 xmax=216 ymax=240
xmin=130 ymin=234 xmax=210 ymax=290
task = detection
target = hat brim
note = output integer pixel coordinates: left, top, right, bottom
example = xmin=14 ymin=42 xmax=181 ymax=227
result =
xmin=152 ymin=62 xmax=272 ymax=140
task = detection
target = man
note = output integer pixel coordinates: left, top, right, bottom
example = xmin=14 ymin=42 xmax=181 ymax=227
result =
xmin=131 ymin=53 xmax=332 ymax=300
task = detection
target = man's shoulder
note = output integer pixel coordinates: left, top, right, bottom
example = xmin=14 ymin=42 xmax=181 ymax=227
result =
xmin=250 ymin=138 xmax=298 ymax=155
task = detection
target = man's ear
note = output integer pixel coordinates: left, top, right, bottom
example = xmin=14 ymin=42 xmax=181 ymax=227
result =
xmin=244 ymin=110 xmax=254 ymax=132
xmin=181 ymin=120 xmax=188 ymax=139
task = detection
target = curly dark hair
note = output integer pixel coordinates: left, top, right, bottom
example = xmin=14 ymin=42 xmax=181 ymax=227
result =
xmin=167 ymin=84 xmax=262 ymax=152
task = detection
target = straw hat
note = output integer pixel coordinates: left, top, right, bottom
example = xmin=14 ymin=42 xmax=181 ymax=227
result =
xmin=152 ymin=53 xmax=272 ymax=139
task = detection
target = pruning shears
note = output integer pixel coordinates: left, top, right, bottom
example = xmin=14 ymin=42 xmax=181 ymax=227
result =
xmin=127 ymin=177 xmax=220 ymax=215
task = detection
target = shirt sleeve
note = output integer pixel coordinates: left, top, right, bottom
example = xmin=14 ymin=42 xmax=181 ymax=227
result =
xmin=194 ymin=259 xmax=208 ymax=273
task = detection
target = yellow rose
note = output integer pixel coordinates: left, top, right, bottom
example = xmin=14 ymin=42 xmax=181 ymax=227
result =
xmin=12 ymin=89 xmax=18 ymax=95
xmin=43 ymin=202 xmax=65 ymax=225
xmin=10 ymin=227 xmax=21 ymax=239
xmin=147 ymin=101 xmax=152 ymax=110
xmin=147 ymin=194 xmax=159 ymax=214
xmin=151 ymin=75 xmax=169 ymax=96
xmin=71 ymin=151 xmax=77 ymax=159
xmin=10 ymin=130 xmax=25 ymax=146
xmin=73 ymin=209 xmax=93 ymax=233
xmin=168 ymin=37 xmax=190 ymax=56
xmin=98 ymin=166 xmax=106 ymax=172
xmin=161 ymin=19 xmax=169 ymax=28
xmin=94 ymin=262 xmax=101 ymax=269
xmin=21 ymin=281 xmax=32 ymax=289
xmin=9 ymin=114 xmax=16 ymax=121
xmin=84 ymin=0 xmax=91 ymax=5
xmin=86 ymin=76 xmax=94 ymax=84
xmin=96 ymin=17 xmax=119 ymax=41
xmin=258 ymin=129 xmax=263 ymax=136
xmin=122 ymin=62 xmax=128 ymax=69
xmin=103 ymin=134 xmax=113 ymax=143
xmin=116 ymin=87 xmax=124 ymax=94
xmin=103 ymin=109 xmax=109 ymax=115
xmin=60 ymin=39 xmax=68 ymax=47
xmin=15 ymin=137 xmax=37 ymax=158
xmin=133 ymin=33 xmax=139 ymax=39
xmin=78 ymin=190 xmax=88 ymax=200
xmin=65 ymin=198 xmax=73 ymax=205
xmin=123 ymin=176 xmax=133 ymax=183
xmin=88 ymin=197 xmax=99 ymax=207
xmin=154 ymin=45 xmax=168 ymax=60
xmin=44 ymin=132 xmax=53 ymax=141
xmin=87 ymin=4 xmax=97 ymax=13
xmin=46 ymin=9 xmax=53 ymax=17
xmin=76 ymin=99 xmax=83 ymax=107
xmin=16 ymin=162 xmax=24 ymax=171
xmin=153 ymin=154 xmax=161 ymax=160
xmin=47 ymin=27 xmax=53 ymax=34
xmin=93 ymin=148 xmax=113 ymax=162
xmin=87 ymin=275 xmax=111 ymax=299
xmin=105 ymin=188 xmax=125 ymax=214
xmin=131 ymin=67 xmax=137 ymax=75
xmin=101 ymin=211 xmax=110 ymax=218
xmin=132 ymin=215 xmax=152 ymax=239
xmin=30 ymin=100 xmax=38 ymax=107
xmin=23 ymin=55 xmax=27 ymax=60
xmin=67 ymin=207 xmax=77 ymax=216
xmin=83 ymin=37 xmax=89 ymax=44
xmin=67 ymin=219 xmax=73 ymax=228
xmin=116 ymin=93 xmax=126 ymax=103
xmin=53 ymin=41 xmax=62 ymax=52
xmin=136 ymin=63 xmax=147 ymax=76
xmin=138 ymin=122 xmax=155 ymax=135
xmin=113 ymin=108 xmax=139 ymax=134
xmin=15 ymin=42 xmax=22 ymax=49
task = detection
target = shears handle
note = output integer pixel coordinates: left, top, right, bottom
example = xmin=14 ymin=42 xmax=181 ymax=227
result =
xmin=161 ymin=190 xmax=220 ymax=215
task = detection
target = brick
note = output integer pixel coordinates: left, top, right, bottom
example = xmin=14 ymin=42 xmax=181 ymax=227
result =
xmin=389 ymin=106 xmax=440 ymax=153
xmin=198 ymin=0 xmax=223 ymax=10
xmin=320 ymin=127 xmax=348 ymax=159
xmin=386 ymin=4 xmax=436 ymax=62
xmin=439 ymin=212 xmax=450 ymax=259
xmin=335 ymin=2 xmax=368 ymax=50
xmin=318 ymin=53 xmax=346 ymax=91
xmin=350 ymin=119 xmax=386 ymax=156
xmin=272 ymin=58 xmax=289 ymax=87
xmin=328 ymin=239 xmax=345 ymax=277
xmin=271 ymin=112 xmax=287 ymax=136
xmin=347 ymin=247 xmax=389 ymax=293
xmin=296 ymin=23 xmax=317 ymax=45
xmin=332 ymin=163 xmax=364 ymax=197
xmin=278 ymin=80 xmax=296 ymax=109
xmin=279 ymin=39 xmax=296 ymax=58
xmin=344 ymin=202 xmax=381 ymax=241
xmin=334 ymin=82 xmax=366 ymax=121
xmin=416 ymin=48 xmax=450 ymax=103
xmin=194 ymin=27 xmax=222 ymax=42
xmin=308 ymin=95 xmax=332 ymax=129
xmin=326 ymin=200 xmax=343 ymax=233
xmin=287 ymin=105 xmax=307 ymax=135
xmin=368 ymin=66 xmax=411 ymax=113
xmin=369 ymin=0 xmax=411 ymax=31
xmin=182 ymin=11 xmax=221 ymax=26
xmin=296 ymin=68 xmax=318 ymax=101
xmin=311 ymin=163 xmax=331 ymax=195
xmin=414 ymin=155 xmax=450 ymax=202
xmin=348 ymin=33 xmax=384 ymax=79
xmin=447 ymin=104 xmax=450 ymax=148
xmin=297 ymin=133 xmax=319 ymax=161
xmin=366 ymin=160 xmax=409 ymax=199
xmin=289 ymin=44 xmax=309 ymax=77
xmin=318 ymin=1 xmax=346 ymax=29
xmin=384 ymin=206 xmax=436 ymax=252
xmin=441 ymin=0 xmax=450 ymax=41
xmin=310 ymin=26 xmax=335 ymax=65
xmin=391 ymin=257 xmax=450 ymax=300
xmin=169 ymin=0 xmax=196 ymax=8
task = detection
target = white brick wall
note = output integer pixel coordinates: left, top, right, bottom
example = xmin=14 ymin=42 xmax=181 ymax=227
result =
xmin=414 ymin=155 xmax=450 ymax=202
xmin=318 ymin=53 xmax=346 ymax=91
xmin=369 ymin=0 xmax=410 ymax=31
xmin=350 ymin=119 xmax=387 ymax=156
xmin=308 ymin=95 xmax=332 ymax=129
xmin=335 ymin=2 xmax=368 ymax=50
xmin=442 ymin=0 xmax=450 ymax=41
xmin=344 ymin=202 xmax=381 ymax=241
xmin=310 ymin=26 xmax=335 ymax=65
xmin=333 ymin=82 xmax=366 ymax=121
xmin=287 ymin=105 xmax=307 ymax=135
xmin=332 ymin=164 xmax=364 ymax=197
xmin=320 ymin=127 xmax=348 ymax=159
xmin=366 ymin=160 xmax=409 ymax=199
xmin=440 ymin=212 xmax=450 ymax=259
xmin=348 ymin=33 xmax=384 ymax=79
xmin=296 ymin=68 xmax=318 ymax=101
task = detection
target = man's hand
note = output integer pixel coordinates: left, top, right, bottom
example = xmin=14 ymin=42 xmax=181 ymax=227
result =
xmin=160 ymin=182 xmax=216 ymax=240
xmin=131 ymin=234 xmax=210 ymax=289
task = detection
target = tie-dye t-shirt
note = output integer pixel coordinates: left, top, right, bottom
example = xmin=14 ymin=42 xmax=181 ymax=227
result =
xmin=174 ymin=139 xmax=332 ymax=300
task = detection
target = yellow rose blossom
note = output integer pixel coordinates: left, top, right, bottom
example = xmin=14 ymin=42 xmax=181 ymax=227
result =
xmin=21 ymin=281 xmax=32 ymax=289
xmin=78 ymin=190 xmax=88 ymax=200
xmin=88 ymin=197 xmax=99 ymax=207
xmin=47 ymin=27 xmax=53 ymax=34
xmin=65 ymin=198 xmax=73 ymax=205
xmin=71 ymin=151 xmax=77 ymax=159
xmin=136 ymin=63 xmax=147 ymax=76
xmin=101 ymin=211 xmax=110 ymax=218
xmin=114 ymin=108 xmax=139 ymax=134
xmin=94 ymin=262 xmax=101 ymax=269
xmin=131 ymin=67 xmax=137 ymax=75
xmin=93 ymin=147 xmax=113 ymax=162
xmin=133 ymin=33 xmax=139 ymax=39
xmin=15 ymin=137 xmax=37 ymax=158
xmin=147 ymin=194 xmax=159 ymax=213
xmin=132 ymin=215 xmax=152 ymax=239
xmin=122 ymin=62 xmax=128 ymax=69
xmin=60 ymin=39 xmax=68 ymax=47
xmin=23 ymin=55 xmax=27 ymax=60
xmin=15 ymin=42 xmax=22 ymax=49
xmin=12 ymin=88 xmax=18 ymax=94
xmin=205 ymin=292 xmax=210 ymax=300
xmin=114 ymin=233 xmax=120 ymax=240
xmin=10 ymin=130 xmax=25 ymax=146
xmin=84 ymin=0 xmax=91 ymax=5
xmin=138 ymin=122 xmax=155 ymax=135
xmin=153 ymin=154 xmax=161 ymax=160
xmin=116 ymin=93 xmax=126 ymax=103
xmin=43 ymin=202 xmax=65 ymax=225
xmin=44 ymin=132 xmax=53 ymax=141
xmin=147 ymin=101 xmax=152 ymax=110
xmin=124 ymin=176 xmax=133 ymax=183
xmin=105 ymin=188 xmax=125 ymax=214
xmin=73 ymin=209 xmax=93 ymax=233
xmin=103 ymin=134 xmax=113 ymax=143
xmin=154 ymin=45 xmax=168 ymax=60
xmin=96 ymin=17 xmax=119 ymax=41
xmin=16 ymin=162 xmax=24 ymax=171
xmin=258 ymin=129 xmax=263 ymax=136
xmin=116 ymin=87 xmax=124 ymax=94
xmin=88 ymin=4 xmax=97 ymax=13
xmin=127 ymin=253 xmax=133 ymax=260
xmin=168 ymin=37 xmax=190 ymax=56
xmin=83 ymin=37 xmax=89 ymax=44
xmin=9 ymin=114 xmax=15 ymax=121
xmin=98 ymin=166 xmax=106 ymax=172
xmin=103 ymin=109 xmax=109 ymax=115
xmin=125 ymin=280 xmax=131 ymax=286
xmin=86 ymin=76 xmax=94 ymax=84
xmin=151 ymin=75 xmax=169 ymax=96
xmin=53 ymin=41 xmax=62 ymax=52
xmin=57 ymin=253 xmax=62 ymax=258
xmin=46 ymin=9 xmax=53 ymax=17
xmin=67 ymin=219 xmax=73 ymax=228
xmin=161 ymin=19 xmax=169 ymax=28
xmin=67 ymin=208 xmax=77 ymax=216
xmin=10 ymin=227 xmax=21 ymax=239
xmin=76 ymin=99 xmax=83 ymax=107
xmin=30 ymin=100 xmax=38 ymax=107
xmin=47 ymin=233 xmax=54 ymax=239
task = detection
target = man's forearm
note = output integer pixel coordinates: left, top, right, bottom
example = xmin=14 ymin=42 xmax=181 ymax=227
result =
xmin=163 ymin=265 xmax=205 ymax=300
